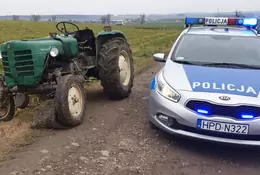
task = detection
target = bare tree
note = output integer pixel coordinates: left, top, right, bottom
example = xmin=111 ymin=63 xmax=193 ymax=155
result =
xmin=31 ymin=14 xmax=41 ymax=21
xmin=100 ymin=16 xmax=106 ymax=24
xmin=51 ymin=15 xmax=57 ymax=22
xmin=12 ymin=15 xmax=19 ymax=20
xmin=106 ymin=14 xmax=111 ymax=24
xmin=100 ymin=14 xmax=111 ymax=24
xmin=235 ymin=10 xmax=244 ymax=17
xmin=140 ymin=14 xmax=146 ymax=25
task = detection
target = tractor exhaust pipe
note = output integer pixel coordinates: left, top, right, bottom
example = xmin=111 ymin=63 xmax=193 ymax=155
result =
xmin=10 ymin=83 xmax=57 ymax=94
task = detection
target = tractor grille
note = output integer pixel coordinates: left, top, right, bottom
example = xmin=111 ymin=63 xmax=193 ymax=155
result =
xmin=2 ymin=50 xmax=34 ymax=77
xmin=14 ymin=50 xmax=34 ymax=76
xmin=1 ymin=51 xmax=11 ymax=77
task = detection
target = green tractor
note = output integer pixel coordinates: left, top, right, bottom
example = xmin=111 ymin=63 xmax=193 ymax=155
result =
xmin=0 ymin=21 xmax=134 ymax=127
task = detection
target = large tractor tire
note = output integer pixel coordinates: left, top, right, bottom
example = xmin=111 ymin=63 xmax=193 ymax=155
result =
xmin=54 ymin=75 xmax=86 ymax=127
xmin=98 ymin=37 xmax=134 ymax=100
xmin=0 ymin=77 xmax=15 ymax=122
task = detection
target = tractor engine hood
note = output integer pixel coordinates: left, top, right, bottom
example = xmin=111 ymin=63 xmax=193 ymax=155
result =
xmin=1 ymin=35 xmax=78 ymax=58
xmin=0 ymin=36 xmax=79 ymax=88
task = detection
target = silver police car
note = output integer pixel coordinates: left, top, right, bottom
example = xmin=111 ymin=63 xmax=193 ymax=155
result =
xmin=149 ymin=17 xmax=260 ymax=146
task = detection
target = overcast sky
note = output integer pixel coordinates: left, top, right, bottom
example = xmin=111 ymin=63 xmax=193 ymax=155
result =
xmin=0 ymin=0 xmax=259 ymax=15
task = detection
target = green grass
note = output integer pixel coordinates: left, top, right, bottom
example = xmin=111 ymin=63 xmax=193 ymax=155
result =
xmin=126 ymin=21 xmax=184 ymax=29
xmin=0 ymin=20 xmax=182 ymax=72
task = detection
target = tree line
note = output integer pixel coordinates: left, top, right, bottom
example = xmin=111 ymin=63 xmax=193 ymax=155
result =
xmin=11 ymin=14 xmax=57 ymax=22
xmin=11 ymin=14 xmax=146 ymax=24
xmin=10 ymin=11 xmax=245 ymax=23
xmin=100 ymin=13 xmax=146 ymax=25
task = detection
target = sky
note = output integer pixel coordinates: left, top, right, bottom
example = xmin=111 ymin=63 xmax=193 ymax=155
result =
xmin=0 ymin=0 xmax=260 ymax=15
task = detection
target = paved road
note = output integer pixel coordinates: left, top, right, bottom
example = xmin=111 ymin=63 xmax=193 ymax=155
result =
xmin=1 ymin=62 xmax=260 ymax=175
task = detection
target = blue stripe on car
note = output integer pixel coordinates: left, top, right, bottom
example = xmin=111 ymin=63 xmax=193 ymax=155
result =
xmin=150 ymin=76 xmax=156 ymax=90
xmin=182 ymin=65 xmax=260 ymax=97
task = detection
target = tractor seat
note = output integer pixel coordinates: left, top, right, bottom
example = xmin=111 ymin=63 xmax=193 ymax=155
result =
xmin=74 ymin=28 xmax=96 ymax=55
xmin=74 ymin=28 xmax=96 ymax=48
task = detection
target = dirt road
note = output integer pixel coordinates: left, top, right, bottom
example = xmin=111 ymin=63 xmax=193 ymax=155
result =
xmin=1 ymin=62 xmax=260 ymax=175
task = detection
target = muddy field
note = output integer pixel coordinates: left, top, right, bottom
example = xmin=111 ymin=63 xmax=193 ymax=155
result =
xmin=0 ymin=62 xmax=260 ymax=175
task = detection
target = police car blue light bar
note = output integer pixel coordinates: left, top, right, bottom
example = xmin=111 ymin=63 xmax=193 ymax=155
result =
xmin=185 ymin=17 xmax=258 ymax=28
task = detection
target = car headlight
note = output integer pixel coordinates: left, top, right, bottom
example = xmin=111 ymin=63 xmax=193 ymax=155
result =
xmin=50 ymin=48 xmax=59 ymax=57
xmin=156 ymin=71 xmax=181 ymax=102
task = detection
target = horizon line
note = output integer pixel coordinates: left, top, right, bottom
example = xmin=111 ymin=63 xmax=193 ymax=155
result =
xmin=0 ymin=10 xmax=259 ymax=16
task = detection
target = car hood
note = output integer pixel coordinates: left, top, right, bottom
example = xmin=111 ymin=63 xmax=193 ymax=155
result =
xmin=163 ymin=60 xmax=260 ymax=98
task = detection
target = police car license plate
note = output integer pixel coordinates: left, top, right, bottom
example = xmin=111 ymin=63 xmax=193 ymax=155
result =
xmin=197 ymin=119 xmax=249 ymax=135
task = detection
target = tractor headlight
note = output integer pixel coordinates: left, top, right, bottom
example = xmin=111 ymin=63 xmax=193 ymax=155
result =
xmin=156 ymin=71 xmax=181 ymax=102
xmin=50 ymin=48 xmax=59 ymax=57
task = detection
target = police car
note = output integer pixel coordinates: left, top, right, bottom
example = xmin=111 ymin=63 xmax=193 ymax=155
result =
xmin=149 ymin=17 xmax=260 ymax=146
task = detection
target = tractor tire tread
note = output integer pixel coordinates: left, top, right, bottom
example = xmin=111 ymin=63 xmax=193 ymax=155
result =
xmin=98 ymin=37 xmax=134 ymax=100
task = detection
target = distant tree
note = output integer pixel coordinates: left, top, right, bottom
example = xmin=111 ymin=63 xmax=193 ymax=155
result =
xmin=235 ymin=10 xmax=244 ymax=17
xmin=31 ymin=14 xmax=41 ymax=21
xmin=140 ymin=13 xmax=146 ymax=25
xmin=51 ymin=15 xmax=56 ymax=22
xmin=100 ymin=16 xmax=106 ymax=24
xmin=177 ymin=13 xmax=185 ymax=17
xmin=106 ymin=14 xmax=112 ymax=24
xmin=12 ymin=15 xmax=19 ymax=20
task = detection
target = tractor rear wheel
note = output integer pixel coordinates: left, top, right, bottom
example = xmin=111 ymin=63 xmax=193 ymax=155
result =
xmin=98 ymin=37 xmax=134 ymax=100
xmin=54 ymin=75 xmax=86 ymax=127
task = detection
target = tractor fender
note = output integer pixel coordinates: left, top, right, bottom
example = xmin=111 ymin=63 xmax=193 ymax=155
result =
xmin=97 ymin=30 xmax=126 ymax=39
xmin=95 ymin=30 xmax=126 ymax=61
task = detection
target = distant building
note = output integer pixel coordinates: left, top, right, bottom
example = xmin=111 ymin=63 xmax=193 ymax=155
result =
xmin=115 ymin=21 xmax=125 ymax=25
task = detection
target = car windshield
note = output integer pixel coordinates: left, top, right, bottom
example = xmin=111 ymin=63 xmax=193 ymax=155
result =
xmin=171 ymin=34 xmax=260 ymax=67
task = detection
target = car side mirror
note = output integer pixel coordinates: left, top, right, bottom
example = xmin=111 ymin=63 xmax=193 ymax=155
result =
xmin=153 ymin=53 xmax=166 ymax=62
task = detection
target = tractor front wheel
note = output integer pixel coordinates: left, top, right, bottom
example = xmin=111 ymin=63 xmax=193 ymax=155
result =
xmin=54 ymin=75 xmax=86 ymax=127
xmin=0 ymin=76 xmax=15 ymax=122
xmin=0 ymin=95 xmax=15 ymax=122
xmin=98 ymin=37 xmax=134 ymax=100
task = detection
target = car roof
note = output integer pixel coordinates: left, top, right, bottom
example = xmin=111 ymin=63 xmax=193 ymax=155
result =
xmin=185 ymin=26 xmax=258 ymax=37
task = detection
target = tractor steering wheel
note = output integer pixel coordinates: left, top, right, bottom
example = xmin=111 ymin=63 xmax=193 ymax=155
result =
xmin=56 ymin=21 xmax=80 ymax=35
